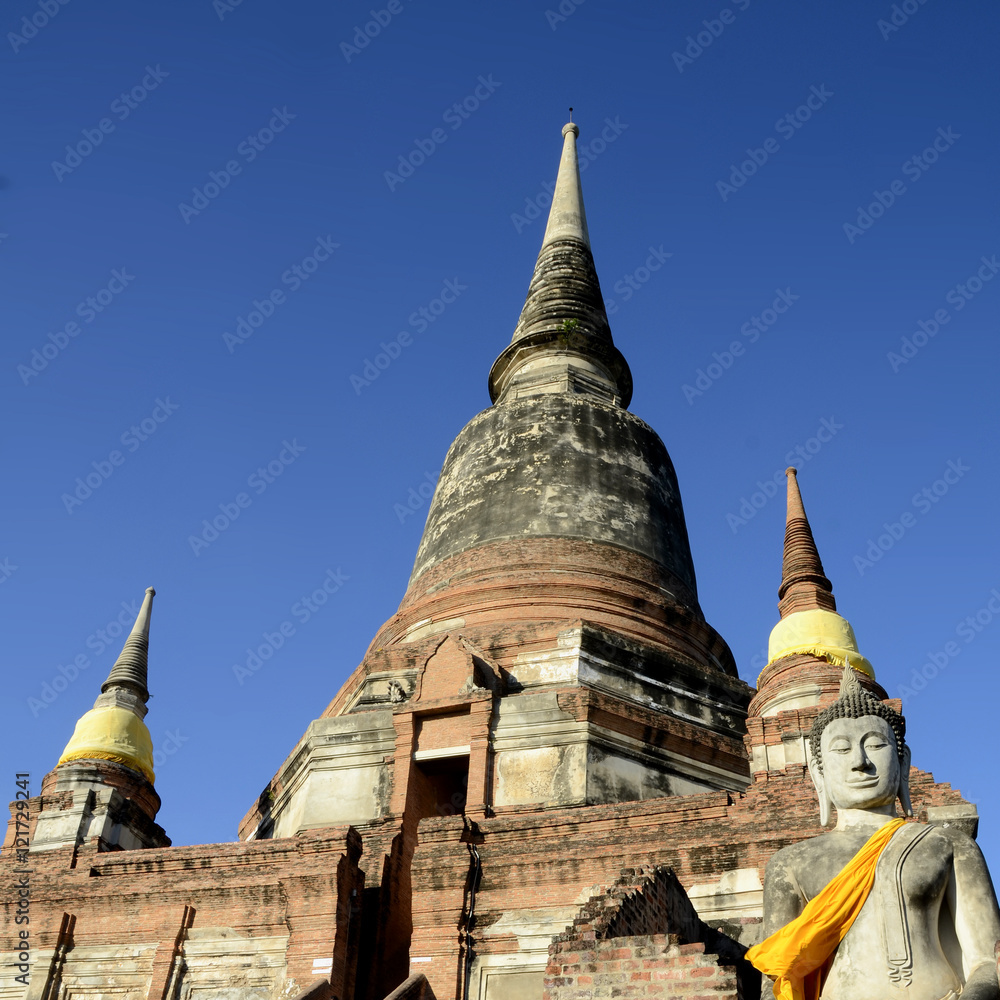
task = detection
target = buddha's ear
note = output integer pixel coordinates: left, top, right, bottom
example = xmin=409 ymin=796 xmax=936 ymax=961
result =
xmin=808 ymin=753 xmax=832 ymax=827
xmin=898 ymin=744 xmax=913 ymax=818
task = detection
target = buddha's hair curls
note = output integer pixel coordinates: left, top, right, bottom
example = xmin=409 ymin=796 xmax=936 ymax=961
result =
xmin=809 ymin=665 xmax=906 ymax=771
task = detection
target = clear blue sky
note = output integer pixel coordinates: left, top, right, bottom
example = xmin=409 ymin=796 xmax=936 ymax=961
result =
xmin=4 ymin=0 xmax=999 ymax=872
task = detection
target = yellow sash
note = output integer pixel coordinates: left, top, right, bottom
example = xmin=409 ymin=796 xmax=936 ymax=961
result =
xmin=746 ymin=818 xmax=906 ymax=1000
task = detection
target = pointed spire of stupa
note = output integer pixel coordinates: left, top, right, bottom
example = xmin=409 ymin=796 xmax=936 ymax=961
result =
xmin=102 ymin=587 xmax=154 ymax=701
xmin=58 ymin=588 xmax=157 ymax=783
xmin=488 ymin=117 xmax=632 ymax=407
xmin=762 ymin=471 xmax=874 ymax=680
xmin=778 ymin=469 xmax=835 ymax=617
xmin=540 ymin=120 xmax=591 ymax=248
xmin=748 ymin=477 xmax=885 ymax=775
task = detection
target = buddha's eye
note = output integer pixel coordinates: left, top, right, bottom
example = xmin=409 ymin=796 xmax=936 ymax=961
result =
xmin=828 ymin=741 xmax=851 ymax=754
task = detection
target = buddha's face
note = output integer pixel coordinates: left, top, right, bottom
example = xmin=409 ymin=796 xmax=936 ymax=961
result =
xmin=818 ymin=715 xmax=901 ymax=812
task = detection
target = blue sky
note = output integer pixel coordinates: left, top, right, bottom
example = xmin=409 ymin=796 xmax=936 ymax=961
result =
xmin=4 ymin=0 xmax=999 ymax=872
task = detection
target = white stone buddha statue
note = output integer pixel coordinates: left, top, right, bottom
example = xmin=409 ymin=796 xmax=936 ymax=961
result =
xmin=752 ymin=666 xmax=1000 ymax=999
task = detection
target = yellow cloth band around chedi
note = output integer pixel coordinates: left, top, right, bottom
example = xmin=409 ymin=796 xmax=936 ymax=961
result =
xmin=763 ymin=608 xmax=874 ymax=683
xmin=58 ymin=705 xmax=155 ymax=783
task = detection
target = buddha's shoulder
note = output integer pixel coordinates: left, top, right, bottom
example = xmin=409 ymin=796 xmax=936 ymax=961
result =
xmin=766 ymin=822 xmax=966 ymax=877
xmin=765 ymin=830 xmax=866 ymax=876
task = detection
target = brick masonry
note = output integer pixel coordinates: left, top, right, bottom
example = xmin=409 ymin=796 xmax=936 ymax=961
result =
xmin=1 ymin=820 xmax=364 ymax=1000
xmin=4 ymin=662 xmax=973 ymax=1000
xmin=543 ymin=867 xmax=751 ymax=999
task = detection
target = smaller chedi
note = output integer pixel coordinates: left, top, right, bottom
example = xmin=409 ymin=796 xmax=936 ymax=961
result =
xmin=32 ymin=586 xmax=169 ymax=853
xmin=749 ymin=661 xmax=1000 ymax=998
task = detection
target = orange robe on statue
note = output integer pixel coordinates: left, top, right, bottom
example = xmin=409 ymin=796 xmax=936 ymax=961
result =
xmin=746 ymin=818 xmax=906 ymax=1000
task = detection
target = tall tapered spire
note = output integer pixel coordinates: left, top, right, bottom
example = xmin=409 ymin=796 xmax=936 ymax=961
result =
xmin=488 ymin=119 xmax=632 ymax=406
xmin=748 ymin=472 xmax=883 ymax=777
xmin=58 ymin=588 xmax=157 ymax=783
xmin=102 ymin=586 xmax=154 ymax=700
xmin=762 ymin=471 xmax=873 ymax=681
xmin=540 ymin=122 xmax=591 ymax=248
xmin=778 ymin=469 xmax=835 ymax=617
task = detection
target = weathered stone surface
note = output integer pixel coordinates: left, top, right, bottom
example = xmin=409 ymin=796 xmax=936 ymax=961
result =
xmin=409 ymin=394 xmax=696 ymax=600
xmin=30 ymin=761 xmax=168 ymax=852
xmin=243 ymin=711 xmax=396 ymax=840
xmin=489 ymin=239 xmax=632 ymax=407
xmin=493 ymin=694 xmax=587 ymax=807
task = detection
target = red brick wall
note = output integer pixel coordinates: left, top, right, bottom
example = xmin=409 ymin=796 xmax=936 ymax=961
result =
xmin=0 ymin=824 xmax=364 ymax=1000
xmin=542 ymin=866 xmax=754 ymax=999
xmin=416 ymin=711 xmax=471 ymax=754
xmin=545 ymin=935 xmax=739 ymax=1000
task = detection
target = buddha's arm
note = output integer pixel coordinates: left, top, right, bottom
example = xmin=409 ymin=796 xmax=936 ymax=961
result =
xmin=759 ymin=851 xmax=807 ymax=999
xmin=947 ymin=831 xmax=1000 ymax=998
xmin=761 ymin=851 xmax=806 ymax=934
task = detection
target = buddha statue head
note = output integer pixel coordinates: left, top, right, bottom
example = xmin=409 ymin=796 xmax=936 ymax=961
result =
xmin=807 ymin=665 xmax=912 ymax=826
